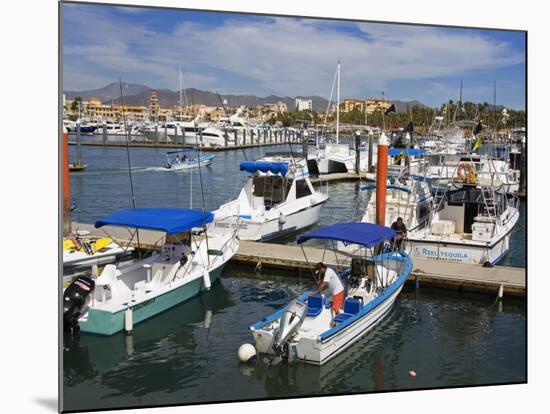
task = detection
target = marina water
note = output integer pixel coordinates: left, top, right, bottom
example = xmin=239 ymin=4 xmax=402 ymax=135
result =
xmin=64 ymin=144 xmax=526 ymax=410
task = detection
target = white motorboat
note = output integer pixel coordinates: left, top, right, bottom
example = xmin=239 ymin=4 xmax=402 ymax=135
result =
xmin=249 ymin=222 xmax=413 ymax=365
xmin=359 ymin=175 xmax=434 ymax=232
xmin=407 ymin=172 xmax=520 ymax=265
xmin=163 ymin=149 xmax=214 ymax=171
xmin=62 ymin=208 xmax=239 ymax=336
xmin=211 ymin=155 xmax=329 ymax=241
xmin=413 ymin=153 xmax=520 ymax=194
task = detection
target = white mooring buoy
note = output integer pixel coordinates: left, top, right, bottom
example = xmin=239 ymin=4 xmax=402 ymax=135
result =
xmin=125 ymin=307 xmax=133 ymax=333
xmin=238 ymin=343 xmax=256 ymax=363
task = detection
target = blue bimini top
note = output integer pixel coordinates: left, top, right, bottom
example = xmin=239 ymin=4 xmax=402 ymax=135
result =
xmin=95 ymin=208 xmax=214 ymax=234
xmin=297 ymin=222 xmax=396 ymax=248
xmin=388 ymin=148 xmax=427 ymax=156
xmin=240 ymin=161 xmax=288 ymax=177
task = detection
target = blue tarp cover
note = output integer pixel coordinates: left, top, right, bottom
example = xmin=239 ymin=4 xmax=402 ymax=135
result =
xmin=297 ymin=222 xmax=396 ymax=247
xmin=95 ymin=208 xmax=214 ymax=234
xmin=388 ymin=148 xmax=427 ymax=156
xmin=240 ymin=161 xmax=288 ymax=177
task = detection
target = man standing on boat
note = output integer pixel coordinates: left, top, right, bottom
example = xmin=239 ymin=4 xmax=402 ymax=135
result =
xmin=391 ymin=217 xmax=408 ymax=250
xmin=312 ymin=263 xmax=344 ymax=314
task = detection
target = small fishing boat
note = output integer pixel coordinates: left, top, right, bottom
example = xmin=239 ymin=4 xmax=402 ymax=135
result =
xmin=63 ymin=208 xmax=239 ymax=335
xmin=63 ymin=235 xmax=131 ymax=268
xmin=163 ymin=149 xmax=214 ymax=171
xmin=248 ymin=222 xmax=412 ymax=365
xmin=211 ymin=155 xmax=329 ymax=241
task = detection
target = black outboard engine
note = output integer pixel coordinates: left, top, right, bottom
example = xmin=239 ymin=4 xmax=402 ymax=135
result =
xmin=63 ymin=276 xmax=95 ymax=334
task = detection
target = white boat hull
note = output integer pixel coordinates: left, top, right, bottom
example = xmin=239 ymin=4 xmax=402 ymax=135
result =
xmin=294 ymin=286 xmax=403 ymax=365
xmin=407 ymin=232 xmax=511 ymax=265
xmin=216 ymin=200 xmax=326 ymax=241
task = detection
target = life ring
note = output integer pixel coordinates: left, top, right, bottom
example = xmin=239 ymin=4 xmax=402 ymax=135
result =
xmin=457 ymin=162 xmax=477 ymax=183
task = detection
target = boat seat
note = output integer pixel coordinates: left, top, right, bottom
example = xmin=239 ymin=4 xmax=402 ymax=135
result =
xmin=306 ymin=295 xmax=325 ymax=317
xmin=134 ymin=269 xmax=163 ymax=292
xmin=94 ymin=264 xmax=118 ymax=302
xmin=333 ymin=298 xmax=363 ymax=324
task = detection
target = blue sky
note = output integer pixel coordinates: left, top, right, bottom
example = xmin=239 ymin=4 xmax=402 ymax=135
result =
xmin=63 ymin=3 xmax=526 ymax=109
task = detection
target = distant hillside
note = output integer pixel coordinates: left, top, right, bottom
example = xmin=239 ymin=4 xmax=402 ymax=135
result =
xmin=64 ymin=82 xmax=151 ymax=102
xmin=64 ymin=82 xmax=428 ymax=112
xmin=392 ymin=100 xmax=427 ymax=112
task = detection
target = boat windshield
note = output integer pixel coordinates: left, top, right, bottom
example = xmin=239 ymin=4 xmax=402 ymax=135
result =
xmin=252 ymin=176 xmax=292 ymax=206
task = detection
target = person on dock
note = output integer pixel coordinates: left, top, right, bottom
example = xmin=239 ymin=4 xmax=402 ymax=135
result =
xmin=391 ymin=217 xmax=408 ymax=250
xmin=312 ymin=262 xmax=344 ymax=314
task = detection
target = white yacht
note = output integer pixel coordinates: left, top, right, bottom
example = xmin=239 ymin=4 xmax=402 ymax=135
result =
xmin=211 ymin=155 xmax=329 ymax=241
xmin=414 ymin=153 xmax=520 ymax=194
xmin=407 ymin=171 xmax=519 ymax=266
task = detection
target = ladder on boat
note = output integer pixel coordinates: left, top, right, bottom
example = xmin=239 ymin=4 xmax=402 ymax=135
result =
xmin=480 ymin=186 xmax=501 ymax=226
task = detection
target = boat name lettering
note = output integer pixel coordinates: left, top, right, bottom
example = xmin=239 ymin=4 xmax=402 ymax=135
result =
xmin=417 ymin=247 xmax=469 ymax=260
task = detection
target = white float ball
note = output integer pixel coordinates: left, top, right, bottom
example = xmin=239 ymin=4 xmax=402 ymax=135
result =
xmin=238 ymin=343 xmax=256 ymax=363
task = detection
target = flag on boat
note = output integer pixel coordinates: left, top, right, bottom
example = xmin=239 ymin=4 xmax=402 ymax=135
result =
xmin=385 ymin=104 xmax=396 ymax=115
xmin=394 ymin=149 xmax=405 ymax=164
xmin=472 ymin=136 xmax=483 ymax=151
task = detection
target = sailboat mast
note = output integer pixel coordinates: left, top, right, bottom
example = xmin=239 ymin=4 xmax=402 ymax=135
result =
xmin=179 ymin=65 xmax=183 ymax=121
xmin=336 ymin=61 xmax=340 ymax=144
xmin=493 ymin=80 xmax=497 ymax=140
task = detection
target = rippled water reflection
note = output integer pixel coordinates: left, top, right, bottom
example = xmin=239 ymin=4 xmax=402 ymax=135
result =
xmin=63 ymin=270 xmax=525 ymax=411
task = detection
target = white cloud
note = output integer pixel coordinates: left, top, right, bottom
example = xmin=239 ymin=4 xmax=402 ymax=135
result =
xmin=62 ymin=4 xmax=524 ymax=104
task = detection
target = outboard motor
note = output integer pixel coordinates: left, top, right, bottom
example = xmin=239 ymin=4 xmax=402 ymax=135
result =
xmin=63 ymin=276 xmax=95 ymax=333
xmin=272 ymin=299 xmax=307 ymax=356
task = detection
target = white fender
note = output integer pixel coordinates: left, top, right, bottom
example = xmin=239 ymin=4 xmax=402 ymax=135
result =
xmin=278 ymin=212 xmax=287 ymax=224
xmin=203 ymin=269 xmax=211 ymax=290
xmin=124 ymin=307 xmax=133 ymax=333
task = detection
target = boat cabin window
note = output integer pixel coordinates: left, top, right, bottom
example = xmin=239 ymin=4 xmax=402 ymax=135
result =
xmin=295 ymin=179 xmax=312 ymax=199
xmin=252 ymin=176 xmax=292 ymax=206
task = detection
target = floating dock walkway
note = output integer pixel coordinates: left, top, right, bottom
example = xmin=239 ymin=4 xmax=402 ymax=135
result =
xmin=69 ymin=222 xmax=526 ymax=298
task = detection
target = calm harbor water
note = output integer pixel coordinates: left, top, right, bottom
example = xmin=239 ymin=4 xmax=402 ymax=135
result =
xmin=69 ymin=144 xmax=525 ymax=267
xmin=64 ymin=144 xmax=526 ymax=411
xmin=63 ymin=271 xmax=526 ymax=411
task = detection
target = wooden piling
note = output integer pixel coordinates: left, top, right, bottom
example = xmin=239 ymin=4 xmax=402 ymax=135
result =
xmin=63 ymin=130 xmax=71 ymax=236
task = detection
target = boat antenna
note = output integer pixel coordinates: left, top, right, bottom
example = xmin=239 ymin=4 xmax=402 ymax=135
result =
xmin=216 ymin=91 xmax=248 ymax=161
xmin=321 ymin=63 xmax=339 ymax=140
xmin=336 ymin=61 xmax=340 ymax=144
xmin=493 ymin=80 xmax=497 ymax=140
xmin=453 ymin=78 xmax=463 ymax=123
xmin=191 ymin=95 xmax=211 ymax=268
xmin=119 ymin=77 xmax=141 ymax=255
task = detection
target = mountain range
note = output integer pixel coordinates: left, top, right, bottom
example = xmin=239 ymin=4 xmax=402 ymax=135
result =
xmin=64 ymin=82 xmax=428 ymax=112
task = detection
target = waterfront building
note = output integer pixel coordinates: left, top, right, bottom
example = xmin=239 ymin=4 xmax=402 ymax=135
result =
xmin=295 ymin=98 xmax=313 ymax=111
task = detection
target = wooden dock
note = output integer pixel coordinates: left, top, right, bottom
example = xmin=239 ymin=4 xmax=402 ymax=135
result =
xmin=70 ymin=222 xmax=525 ymax=298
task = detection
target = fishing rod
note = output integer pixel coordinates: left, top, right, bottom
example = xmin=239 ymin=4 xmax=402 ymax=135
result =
xmin=119 ymin=77 xmax=141 ymax=258
xmin=191 ymin=93 xmax=211 ymax=268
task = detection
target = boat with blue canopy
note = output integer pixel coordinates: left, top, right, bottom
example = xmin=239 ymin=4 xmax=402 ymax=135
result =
xmin=163 ymin=148 xmax=214 ymax=171
xmin=249 ymin=221 xmax=412 ymax=365
xmin=211 ymin=154 xmax=329 ymax=241
xmin=63 ymin=208 xmax=239 ymax=336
